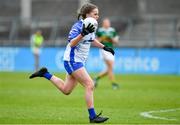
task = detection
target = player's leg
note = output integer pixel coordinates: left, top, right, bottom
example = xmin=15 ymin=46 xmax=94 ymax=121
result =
xmin=105 ymin=59 xmax=114 ymax=80
xmin=34 ymin=53 xmax=39 ymax=71
xmin=33 ymin=48 xmax=40 ymax=71
xmin=71 ymin=67 xmax=108 ymax=123
xmin=72 ymin=67 xmax=94 ymax=108
xmin=96 ymin=70 xmax=108 ymax=80
xmin=93 ymin=50 xmax=109 ymax=87
xmin=50 ymin=74 xmax=78 ymax=95
xmin=29 ymin=67 xmax=78 ymax=95
xmin=93 ymin=70 xmax=107 ymax=87
xmin=29 ymin=65 xmax=108 ymax=123
xmin=98 ymin=71 xmax=108 ymax=78
xmin=105 ymin=59 xmax=119 ymax=89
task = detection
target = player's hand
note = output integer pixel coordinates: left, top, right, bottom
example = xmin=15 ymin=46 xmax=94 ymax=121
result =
xmin=81 ymin=23 xmax=95 ymax=36
xmin=103 ymin=46 xmax=115 ymax=55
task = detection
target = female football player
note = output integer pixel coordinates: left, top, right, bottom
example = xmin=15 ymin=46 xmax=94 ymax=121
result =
xmin=29 ymin=3 xmax=114 ymax=123
xmin=94 ymin=18 xmax=119 ymax=89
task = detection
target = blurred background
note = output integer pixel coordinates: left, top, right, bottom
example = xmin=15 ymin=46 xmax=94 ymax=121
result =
xmin=0 ymin=1 xmax=180 ymax=124
xmin=0 ymin=0 xmax=180 ymax=74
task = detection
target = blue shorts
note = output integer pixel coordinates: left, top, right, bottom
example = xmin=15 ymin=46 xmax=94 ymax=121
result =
xmin=64 ymin=61 xmax=84 ymax=75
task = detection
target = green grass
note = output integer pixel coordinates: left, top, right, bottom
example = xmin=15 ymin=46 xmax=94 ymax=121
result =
xmin=0 ymin=72 xmax=180 ymax=124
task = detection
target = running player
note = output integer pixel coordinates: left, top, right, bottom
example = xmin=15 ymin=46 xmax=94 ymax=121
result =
xmin=94 ymin=18 xmax=119 ymax=89
xmin=29 ymin=3 xmax=114 ymax=123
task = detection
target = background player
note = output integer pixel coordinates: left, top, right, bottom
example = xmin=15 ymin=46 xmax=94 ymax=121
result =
xmin=94 ymin=18 xmax=119 ymax=89
xmin=30 ymin=30 xmax=44 ymax=71
xmin=29 ymin=3 xmax=114 ymax=123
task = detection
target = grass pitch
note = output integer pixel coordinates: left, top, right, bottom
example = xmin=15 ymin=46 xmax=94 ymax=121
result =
xmin=0 ymin=72 xmax=180 ymax=124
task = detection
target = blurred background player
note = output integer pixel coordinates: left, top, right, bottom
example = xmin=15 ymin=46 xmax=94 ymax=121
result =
xmin=30 ymin=30 xmax=44 ymax=71
xmin=29 ymin=3 xmax=114 ymax=123
xmin=94 ymin=18 xmax=119 ymax=89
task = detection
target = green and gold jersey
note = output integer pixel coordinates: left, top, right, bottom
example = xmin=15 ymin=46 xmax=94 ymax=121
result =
xmin=96 ymin=27 xmax=117 ymax=48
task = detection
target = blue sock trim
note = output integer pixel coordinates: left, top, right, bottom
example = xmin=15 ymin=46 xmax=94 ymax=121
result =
xmin=88 ymin=108 xmax=96 ymax=119
xmin=43 ymin=72 xmax=52 ymax=80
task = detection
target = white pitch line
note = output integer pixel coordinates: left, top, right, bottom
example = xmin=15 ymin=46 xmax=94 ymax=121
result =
xmin=140 ymin=108 xmax=180 ymax=121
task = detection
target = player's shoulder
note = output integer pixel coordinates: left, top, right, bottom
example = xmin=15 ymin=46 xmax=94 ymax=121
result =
xmin=97 ymin=27 xmax=104 ymax=32
xmin=109 ymin=27 xmax=116 ymax=32
xmin=72 ymin=20 xmax=83 ymax=30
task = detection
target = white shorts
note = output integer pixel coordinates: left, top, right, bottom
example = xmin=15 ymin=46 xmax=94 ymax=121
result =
xmin=100 ymin=49 xmax=115 ymax=61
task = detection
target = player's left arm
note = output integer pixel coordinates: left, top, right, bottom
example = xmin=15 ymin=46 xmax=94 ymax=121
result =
xmin=92 ymin=39 xmax=115 ymax=55
xmin=111 ymin=36 xmax=119 ymax=44
xmin=110 ymin=29 xmax=119 ymax=44
xmin=92 ymin=39 xmax=104 ymax=48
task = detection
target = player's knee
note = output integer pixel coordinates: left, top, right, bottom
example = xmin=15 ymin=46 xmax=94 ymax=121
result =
xmin=107 ymin=68 xmax=113 ymax=74
xmin=86 ymin=85 xmax=94 ymax=91
xmin=63 ymin=90 xmax=71 ymax=95
xmin=108 ymin=66 xmax=113 ymax=72
xmin=64 ymin=92 xmax=71 ymax=95
xmin=62 ymin=87 xmax=72 ymax=95
xmin=86 ymin=81 xmax=94 ymax=91
xmin=83 ymin=78 xmax=94 ymax=90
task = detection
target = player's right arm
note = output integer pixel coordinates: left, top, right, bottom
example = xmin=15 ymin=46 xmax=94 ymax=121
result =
xmin=69 ymin=34 xmax=84 ymax=47
xmin=69 ymin=23 xmax=95 ymax=47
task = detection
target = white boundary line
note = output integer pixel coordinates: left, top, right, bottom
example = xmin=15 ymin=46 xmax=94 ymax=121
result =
xmin=140 ymin=108 xmax=180 ymax=121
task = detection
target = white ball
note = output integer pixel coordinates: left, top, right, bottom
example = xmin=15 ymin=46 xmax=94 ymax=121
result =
xmin=83 ymin=17 xmax=98 ymax=31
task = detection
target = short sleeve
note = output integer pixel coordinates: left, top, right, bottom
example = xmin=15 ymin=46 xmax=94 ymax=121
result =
xmin=68 ymin=21 xmax=82 ymax=42
xmin=112 ymin=28 xmax=117 ymax=37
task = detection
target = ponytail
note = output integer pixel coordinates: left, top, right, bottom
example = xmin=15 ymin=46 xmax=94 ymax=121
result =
xmin=77 ymin=13 xmax=81 ymax=20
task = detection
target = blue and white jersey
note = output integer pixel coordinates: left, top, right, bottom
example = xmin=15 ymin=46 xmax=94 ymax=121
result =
xmin=63 ymin=19 xmax=96 ymax=63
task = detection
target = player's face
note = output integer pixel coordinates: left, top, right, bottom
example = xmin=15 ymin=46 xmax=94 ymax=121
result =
xmin=87 ymin=8 xmax=99 ymax=20
xmin=103 ymin=19 xmax=111 ymax=28
xmin=36 ymin=31 xmax=42 ymax=35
